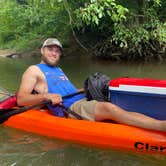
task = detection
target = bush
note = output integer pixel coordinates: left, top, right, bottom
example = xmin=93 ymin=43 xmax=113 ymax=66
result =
xmin=0 ymin=0 xmax=69 ymax=51
xmin=74 ymin=0 xmax=166 ymax=60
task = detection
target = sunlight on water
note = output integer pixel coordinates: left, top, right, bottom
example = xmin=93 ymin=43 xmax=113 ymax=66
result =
xmin=0 ymin=55 xmax=166 ymax=166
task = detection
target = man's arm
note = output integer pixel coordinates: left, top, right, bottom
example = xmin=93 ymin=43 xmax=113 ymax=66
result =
xmin=17 ymin=66 xmax=62 ymax=106
xmin=78 ymin=88 xmax=84 ymax=92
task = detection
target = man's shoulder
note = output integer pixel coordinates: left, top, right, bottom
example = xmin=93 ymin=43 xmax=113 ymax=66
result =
xmin=24 ymin=65 xmax=42 ymax=76
xmin=26 ymin=65 xmax=40 ymax=71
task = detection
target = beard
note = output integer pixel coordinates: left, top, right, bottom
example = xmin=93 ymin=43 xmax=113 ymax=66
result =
xmin=41 ymin=55 xmax=59 ymax=67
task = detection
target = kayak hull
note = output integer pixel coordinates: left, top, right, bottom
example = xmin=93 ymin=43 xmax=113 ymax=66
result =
xmin=3 ymin=109 xmax=166 ymax=155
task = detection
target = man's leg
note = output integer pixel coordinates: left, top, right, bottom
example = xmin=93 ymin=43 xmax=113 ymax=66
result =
xmin=94 ymin=102 xmax=166 ymax=131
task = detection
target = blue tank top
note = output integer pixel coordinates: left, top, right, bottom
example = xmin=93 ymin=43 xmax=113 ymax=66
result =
xmin=36 ymin=64 xmax=85 ymax=116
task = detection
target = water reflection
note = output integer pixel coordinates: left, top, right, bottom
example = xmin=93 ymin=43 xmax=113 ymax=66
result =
xmin=0 ymin=126 xmax=165 ymax=166
xmin=0 ymin=55 xmax=166 ymax=165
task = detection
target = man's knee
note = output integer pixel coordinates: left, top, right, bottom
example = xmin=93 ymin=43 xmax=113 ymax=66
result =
xmin=96 ymin=101 xmax=116 ymax=114
xmin=98 ymin=101 xmax=116 ymax=108
xmin=94 ymin=102 xmax=116 ymax=121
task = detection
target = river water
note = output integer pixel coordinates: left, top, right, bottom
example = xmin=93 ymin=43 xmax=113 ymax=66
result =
xmin=0 ymin=54 xmax=166 ymax=166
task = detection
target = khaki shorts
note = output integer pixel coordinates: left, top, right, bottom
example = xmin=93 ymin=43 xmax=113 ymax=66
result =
xmin=69 ymin=98 xmax=97 ymax=121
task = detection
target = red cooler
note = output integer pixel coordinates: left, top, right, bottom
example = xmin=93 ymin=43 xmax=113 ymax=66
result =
xmin=109 ymin=77 xmax=166 ymax=120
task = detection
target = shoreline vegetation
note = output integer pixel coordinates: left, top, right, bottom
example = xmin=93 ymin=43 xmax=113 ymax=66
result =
xmin=0 ymin=0 xmax=165 ymax=61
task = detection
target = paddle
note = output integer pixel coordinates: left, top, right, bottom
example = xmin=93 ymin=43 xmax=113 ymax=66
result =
xmin=0 ymin=86 xmax=14 ymax=102
xmin=0 ymin=100 xmax=51 ymax=123
xmin=57 ymin=104 xmax=86 ymax=120
xmin=0 ymin=89 xmax=85 ymax=123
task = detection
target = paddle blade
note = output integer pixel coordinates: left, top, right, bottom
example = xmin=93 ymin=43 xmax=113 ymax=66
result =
xmin=0 ymin=86 xmax=13 ymax=102
xmin=0 ymin=100 xmax=51 ymax=124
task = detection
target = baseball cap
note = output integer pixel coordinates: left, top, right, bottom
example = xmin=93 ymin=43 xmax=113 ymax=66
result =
xmin=42 ymin=38 xmax=62 ymax=49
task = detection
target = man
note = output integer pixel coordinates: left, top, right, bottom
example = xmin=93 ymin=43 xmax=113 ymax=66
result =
xmin=17 ymin=38 xmax=166 ymax=132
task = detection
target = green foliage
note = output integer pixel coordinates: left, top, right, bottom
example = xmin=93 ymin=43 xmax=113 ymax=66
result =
xmin=0 ymin=0 xmax=69 ymax=50
xmin=152 ymin=22 xmax=166 ymax=43
xmin=75 ymin=0 xmax=128 ymax=28
xmin=73 ymin=0 xmax=165 ymax=60
xmin=0 ymin=0 xmax=165 ymax=60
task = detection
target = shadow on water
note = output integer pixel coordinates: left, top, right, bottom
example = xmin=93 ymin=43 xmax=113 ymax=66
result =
xmin=0 ymin=54 xmax=166 ymax=165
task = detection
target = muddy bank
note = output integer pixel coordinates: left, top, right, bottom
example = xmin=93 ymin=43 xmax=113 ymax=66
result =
xmin=0 ymin=49 xmax=18 ymax=58
xmin=0 ymin=49 xmax=40 ymax=58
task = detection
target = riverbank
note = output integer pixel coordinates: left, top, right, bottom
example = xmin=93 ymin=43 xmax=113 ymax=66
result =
xmin=0 ymin=49 xmax=40 ymax=58
xmin=0 ymin=42 xmax=87 ymax=58
xmin=0 ymin=49 xmax=18 ymax=58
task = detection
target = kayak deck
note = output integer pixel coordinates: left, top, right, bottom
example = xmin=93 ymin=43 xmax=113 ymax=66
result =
xmin=3 ymin=109 xmax=166 ymax=155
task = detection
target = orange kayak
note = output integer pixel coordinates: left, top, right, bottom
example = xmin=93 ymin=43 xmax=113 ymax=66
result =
xmin=3 ymin=109 xmax=166 ymax=155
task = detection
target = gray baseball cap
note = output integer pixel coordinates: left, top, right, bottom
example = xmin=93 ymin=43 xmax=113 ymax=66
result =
xmin=42 ymin=38 xmax=62 ymax=49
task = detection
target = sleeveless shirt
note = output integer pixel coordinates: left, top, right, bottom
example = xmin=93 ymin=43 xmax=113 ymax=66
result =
xmin=36 ymin=64 xmax=85 ymax=116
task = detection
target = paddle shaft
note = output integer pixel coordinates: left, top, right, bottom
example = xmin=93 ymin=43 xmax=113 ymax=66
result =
xmin=0 ymin=90 xmax=85 ymax=123
xmin=0 ymin=100 xmax=51 ymax=123
xmin=60 ymin=90 xmax=86 ymax=119
xmin=0 ymin=92 xmax=13 ymax=96
xmin=57 ymin=104 xmax=87 ymax=120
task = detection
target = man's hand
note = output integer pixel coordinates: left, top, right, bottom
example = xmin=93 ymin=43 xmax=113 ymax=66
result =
xmin=43 ymin=94 xmax=62 ymax=105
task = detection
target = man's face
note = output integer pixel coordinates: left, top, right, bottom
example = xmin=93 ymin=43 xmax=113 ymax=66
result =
xmin=41 ymin=45 xmax=62 ymax=66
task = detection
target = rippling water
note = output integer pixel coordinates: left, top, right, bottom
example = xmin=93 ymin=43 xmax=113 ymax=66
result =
xmin=0 ymin=126 xmax=165 ymax=166
xmin=0 ymin=54 xmax=166 ymax=166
